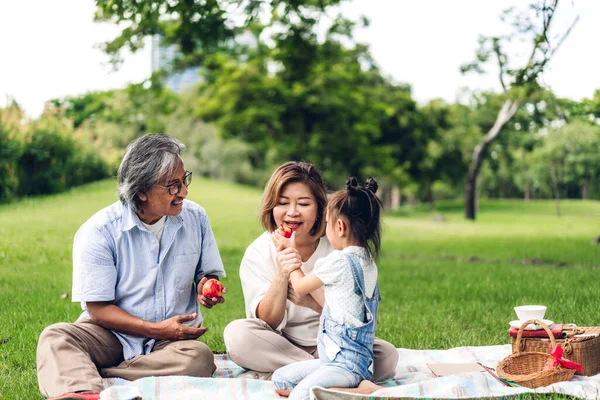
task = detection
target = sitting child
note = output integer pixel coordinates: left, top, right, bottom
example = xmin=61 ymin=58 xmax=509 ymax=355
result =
xmin=272 ymin=177 xmax=385 ymax=400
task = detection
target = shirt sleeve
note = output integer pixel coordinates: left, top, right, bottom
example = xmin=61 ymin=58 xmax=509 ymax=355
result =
xmin=195 ymin=211 xmax=226 ymax=282
xmin=239 ymin=237 xmax=288 ymax=331
xmin=72 ymin=223 xmax=117 ymax=302
xmin=313 ymin=251 xmax=345 ymax=286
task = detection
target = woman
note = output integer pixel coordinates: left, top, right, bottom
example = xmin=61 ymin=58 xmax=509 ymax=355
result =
xmin=223 ymin=161 xmax=398 ymax=382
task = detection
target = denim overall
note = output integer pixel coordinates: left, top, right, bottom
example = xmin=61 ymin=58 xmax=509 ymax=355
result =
xmin=272 ymin=253 xmax=381 ymax=400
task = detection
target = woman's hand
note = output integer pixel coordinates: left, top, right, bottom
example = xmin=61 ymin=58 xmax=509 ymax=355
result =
xmin=272 ymin=227 xmax=296 ymax=249
xmin=275 ymin=244 xmax=302 ymax=279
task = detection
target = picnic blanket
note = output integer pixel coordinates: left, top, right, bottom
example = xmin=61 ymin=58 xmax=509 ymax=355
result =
xmin=100 ymin=344 xmax=600 ymax=400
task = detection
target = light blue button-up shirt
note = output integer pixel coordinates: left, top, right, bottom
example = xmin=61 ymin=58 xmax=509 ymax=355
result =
xmin=71 ymin=200 xmax=225 ymax=360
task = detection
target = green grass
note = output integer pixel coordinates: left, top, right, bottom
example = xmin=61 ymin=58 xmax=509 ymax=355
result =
xmin=1 ymin=180 xmax=599 ymax=399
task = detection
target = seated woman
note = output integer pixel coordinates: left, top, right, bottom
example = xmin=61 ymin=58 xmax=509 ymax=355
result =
xmin=223 ymin=161 xmax=398 ymax=382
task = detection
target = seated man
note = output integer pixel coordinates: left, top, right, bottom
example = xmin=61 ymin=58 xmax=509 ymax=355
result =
xmin=36 ymin=133 xmax=226 ymax=400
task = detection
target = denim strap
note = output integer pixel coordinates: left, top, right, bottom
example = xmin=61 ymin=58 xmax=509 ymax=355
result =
xmin=345 ymin=253 xmax=366 ymax=298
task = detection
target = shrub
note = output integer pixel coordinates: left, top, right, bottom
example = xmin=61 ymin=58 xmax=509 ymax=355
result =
xmin=0 ymin=125 xmax=21 ymax=202
xmin=65 ymin=150 xmax=110 ymax=188
xmin=17 ymin=128 xmax=75 ymax=196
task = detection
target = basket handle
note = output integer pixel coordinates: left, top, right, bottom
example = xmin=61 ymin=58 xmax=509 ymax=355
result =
xmin=515 ymin=319 xmax=556 ymax=354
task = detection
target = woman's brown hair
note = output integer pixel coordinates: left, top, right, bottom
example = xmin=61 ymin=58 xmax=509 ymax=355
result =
xmin=260 ymin=161 xmax=328 ymax=239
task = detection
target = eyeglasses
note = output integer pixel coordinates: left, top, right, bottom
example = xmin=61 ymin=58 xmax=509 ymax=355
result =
xmin=155 ymin=171 xmax=192 ymax=195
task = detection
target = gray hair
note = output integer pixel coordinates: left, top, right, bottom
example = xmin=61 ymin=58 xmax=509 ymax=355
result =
xmin=117 ymin=133 xmax=186 ymax=213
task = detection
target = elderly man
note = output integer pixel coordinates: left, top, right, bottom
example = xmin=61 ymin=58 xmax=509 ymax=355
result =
xmin=36 ymin=134 xmax=226 ymax=400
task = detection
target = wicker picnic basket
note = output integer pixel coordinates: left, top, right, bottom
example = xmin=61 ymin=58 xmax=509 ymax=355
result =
xmin=497 ymin=319 xmax=575 ymax=388
xmin=512 ymin=324 xmax=600 ymax=376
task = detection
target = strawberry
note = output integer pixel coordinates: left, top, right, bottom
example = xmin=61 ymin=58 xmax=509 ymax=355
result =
xmin=280 ymin=224 xmax=293 ymax=238
xmin=202 ymin=279 xmax=224 ymax=298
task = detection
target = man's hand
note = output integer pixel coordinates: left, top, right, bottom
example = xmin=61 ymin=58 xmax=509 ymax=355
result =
xmin=152 ymin=313 xmax=208 ymax=340
xmin=197 ymin=277 xmax=227 ymax=309
xmin=287 ymin=283 xmax=322 ymax=314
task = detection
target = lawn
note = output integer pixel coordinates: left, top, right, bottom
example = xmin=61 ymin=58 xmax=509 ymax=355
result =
xmin=1 ymin=179 xmax=599 ymax=399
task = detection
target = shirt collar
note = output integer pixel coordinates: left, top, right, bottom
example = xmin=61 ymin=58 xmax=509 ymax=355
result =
xmin=121 ymin=203 xmax=139 ymax=231
xmin=121 ymin=202 xmax=185 ymax=232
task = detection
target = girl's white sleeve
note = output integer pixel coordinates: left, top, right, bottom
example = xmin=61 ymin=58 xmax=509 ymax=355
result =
xmin=313 ymin=250 xmax=345 ymax=285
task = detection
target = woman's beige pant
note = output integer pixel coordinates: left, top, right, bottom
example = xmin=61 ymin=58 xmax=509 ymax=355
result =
xmin=36 ymin=319 xmax=216 ymax=398
xmin=223 ymin=318 xmax=399 ymax=382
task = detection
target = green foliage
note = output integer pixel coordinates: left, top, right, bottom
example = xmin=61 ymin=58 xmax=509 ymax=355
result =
xmin=194 ymin=38 xmax=424 ymax=187
xmin=531 ymin=121 xmax=600 ymax=201
xmin=0 ymin=104 xmax=111 ymax=204
xmin=93 ymin=0 xmax=431 ymax=190
xmin=0 ymin=123 xmax=21 ymax=203
xmin=16 ymin=111 xmax=111 ymax=197
xmin=49 ymin=90 xmax=116 ymax=128
xmin=50 ymin=82 xmax=180 ymax=146
xmin=20 ymin=0 xmax=596 ymax=211
xmin=94 ymin=0 xmax=347 ymax=69
xmin=65 ymin=151 xmax=111 ymax=188
xmin=160 ymin=99 xmax=267 ymax=186
xmin=410 ymin=100 xmax=467 ymax=201
xmin=17 ymin=126 xmax=76 ymax=196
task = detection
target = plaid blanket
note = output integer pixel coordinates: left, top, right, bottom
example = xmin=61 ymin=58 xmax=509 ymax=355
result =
xmin=100 ymin=345 xmax=600 ymax=400
xmin=313 ymin=344 xmax=600 ymax=400
xmin=101 ymin=354 xmax=275 ymax=400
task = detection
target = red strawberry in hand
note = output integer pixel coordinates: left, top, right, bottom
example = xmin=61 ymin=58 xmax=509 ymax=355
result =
xmin=202 ymin=279 xmax=224 ymax=298
xmin=280 ymin=225 xmax=293 ymax=239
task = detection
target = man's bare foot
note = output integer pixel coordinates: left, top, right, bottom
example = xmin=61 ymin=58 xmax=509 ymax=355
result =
xmin=275 ymin=389 xmax=292 ymax=397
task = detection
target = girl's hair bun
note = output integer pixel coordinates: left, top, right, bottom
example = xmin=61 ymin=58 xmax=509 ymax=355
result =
xmin=365 ymin=177 xmax=378 ymax=193
xmin=346 ymin=177 xmax=359 ymax=191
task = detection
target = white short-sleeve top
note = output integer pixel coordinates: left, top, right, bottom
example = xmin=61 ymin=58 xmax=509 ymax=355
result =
xmin=313 ymin=246 xmax=378 ymax=328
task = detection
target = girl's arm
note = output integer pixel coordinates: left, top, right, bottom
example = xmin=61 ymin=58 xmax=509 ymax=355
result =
xmin=309 ymin=287 xmax=325 ymax=307
xmin=289 ymin=269 xmax=324 ymax=297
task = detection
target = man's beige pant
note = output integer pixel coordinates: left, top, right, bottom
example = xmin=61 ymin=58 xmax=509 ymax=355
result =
xmin=223 ymin=318 xmax=399 ymax=382
xmin=36 ymin=319 xmax=216 ymax=398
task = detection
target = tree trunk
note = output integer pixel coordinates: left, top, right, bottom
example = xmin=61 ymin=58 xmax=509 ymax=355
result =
xmin=378 ymin=184 xmax=400 ymax=211
xmin=425 ymin=181 xmax=434 ymax=211
xmin=379 ymin=186 xmax=392 ymax=210
xmin=550 ymin=165 xmax=561 ymax=216
xmin=390 ymin=184 xmax=400 ymax=211
xmin=465 ymin=100 xmax=520 ymax=220
xmin=524 ymin=186 xmax=530 ymax=201
xmin=582 ymin=176 xmax=589 ymax=200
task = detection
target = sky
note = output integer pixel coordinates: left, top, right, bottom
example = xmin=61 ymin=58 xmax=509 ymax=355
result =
xmin=0 ymin=0 xmax=598 ymax=118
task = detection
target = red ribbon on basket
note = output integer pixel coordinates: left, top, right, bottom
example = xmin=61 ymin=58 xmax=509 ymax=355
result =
xmin=543 ymin=345 xmax=583 ymax=371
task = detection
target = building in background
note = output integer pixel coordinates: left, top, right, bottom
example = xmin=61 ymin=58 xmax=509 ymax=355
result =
xmin=151 ymin=35 xmax=201 ymax=93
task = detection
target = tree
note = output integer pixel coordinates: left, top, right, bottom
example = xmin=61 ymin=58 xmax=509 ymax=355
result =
xmin=560 ymin=122 xmax=600 ymax=200
xmin=50 ymin=82 xmax=179 ymax=143
xmin=460 ymin=0 xmax=578 ymax=219
xmin=94 ymin=0 xmax=347 ymax=70
xmin=0 ymin=103 xmax=24 ymax=202
xmin=512 ymin=146 xmax=543 ymax=201
xmin=530 ymin=121 xmax=600 ymax=215
xmin=194 ymin=31 xmax=420 ymax=185
xmin=407 ymin=99 xmax=466 ymax=205
xmin=94 ymin=0 xmax=420 ymax=185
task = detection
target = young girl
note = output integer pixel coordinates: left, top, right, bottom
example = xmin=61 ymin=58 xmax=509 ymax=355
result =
xmin=272 ymin=177 xmax=385 ymax=400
